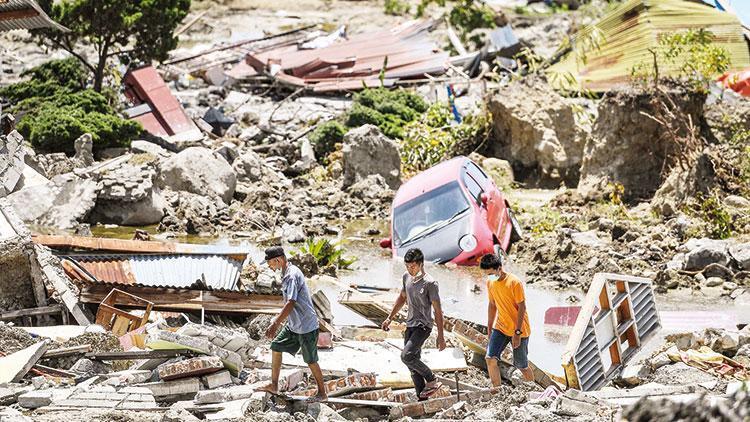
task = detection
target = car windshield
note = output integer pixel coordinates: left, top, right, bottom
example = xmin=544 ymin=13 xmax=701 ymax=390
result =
xmin=393 ymin=181 xmax=470 ymax=247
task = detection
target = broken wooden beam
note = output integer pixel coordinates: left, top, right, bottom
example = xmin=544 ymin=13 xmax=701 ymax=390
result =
xmin=86 ymin=349 xmax=195 ymax=361
xmin=42 ymin=345 xmax=91 ymax=359
xmin=78 ymin=284 xmax=284 ymax=315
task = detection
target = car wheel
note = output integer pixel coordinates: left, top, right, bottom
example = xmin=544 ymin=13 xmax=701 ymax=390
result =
xmin=509 ymin=209 xmax=523 ymax=243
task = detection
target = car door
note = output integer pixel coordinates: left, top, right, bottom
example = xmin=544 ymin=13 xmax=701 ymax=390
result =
xmin=466 ymin=161 xmax=505 ymax=240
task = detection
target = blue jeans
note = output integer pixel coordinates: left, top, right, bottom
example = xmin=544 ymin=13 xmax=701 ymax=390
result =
xmin=486 ymin=329 xmax=529 ymax=369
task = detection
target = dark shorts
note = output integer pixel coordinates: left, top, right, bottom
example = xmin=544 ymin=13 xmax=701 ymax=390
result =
xmin=270 ymin=326 xmax=319 ymax=364
xmin=485 ymin=329 xmax=529 ymax=369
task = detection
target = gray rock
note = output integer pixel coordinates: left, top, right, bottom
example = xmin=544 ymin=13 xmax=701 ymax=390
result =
xmin=650 ymin=352 xmax=672 ymax=370
xmin=570 ymin=230 xmax=609 ymax=249
xmin=619 ymin=364 xmax=651 ymax=386
xmin=342 ymin=124 xmax=401 ymax=190
xmin=725 ymin=195 xmax=750 ymax=208
xmin=131 ymin=140 xmax=171 ymax=158
xmin=705 ymin=277 xmax=724 ymax=287
xmin=73 ymin=133 xmax=94 ymax=167
xmin=685 ymin=240 xmax=730 ymax=271
xmin=729 ymin=243 xmax=750 ymax=271
xmin=158 ymin=147 xmax=236 ymax=204
xmin=7 ymin=173 xmax=98 ymax=229
xmin=0 ymin=130 xmax=26 ymax=197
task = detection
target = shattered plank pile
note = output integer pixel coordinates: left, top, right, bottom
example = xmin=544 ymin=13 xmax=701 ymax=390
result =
xmin=244 ymin=20 xmax=451 ymax=92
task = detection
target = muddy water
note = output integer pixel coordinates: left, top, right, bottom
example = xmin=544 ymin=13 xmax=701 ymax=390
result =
xmin=88 ymin=221 xmax=749 ymax=377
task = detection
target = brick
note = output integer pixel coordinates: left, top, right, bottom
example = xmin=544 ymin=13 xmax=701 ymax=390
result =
xmin=397 ymin=402 xmax=425 ymax=418
xmin=423 ymin=395 xmax=458 ymax=414
xmin=298 ymin=372 xmax=377 ymax=397
xmin=201 ymin=370 xmax=232 ymax=389
xmin=391 ymin=389 xmax=418 ymax=404
xmin=343 ymin=388 xmax=392 ymax=402
xmin=137 ymin=377 xmax=201 ymax=398
xmin=158 ymin=356 xmax=223 ymax=381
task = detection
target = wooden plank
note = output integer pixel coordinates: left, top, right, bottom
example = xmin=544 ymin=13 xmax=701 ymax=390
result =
xmin=79 ymin=284 xmax=284 ymax=314
xmin=86 ymin=349 xmax=195 ymax=361
xmin=42 ymin=345 xmax=91 ymax=359
xmin=436 ymin=375 xmax=482 ymax=392
xmin=33 ymin=364 xmax=76 ymax=378
xmin=0 ymin=305 xmax=65 ymax=320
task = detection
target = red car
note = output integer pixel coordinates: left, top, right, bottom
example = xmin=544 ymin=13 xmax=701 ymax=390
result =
xmin=380 ymin=156 xmax=522 ymax=265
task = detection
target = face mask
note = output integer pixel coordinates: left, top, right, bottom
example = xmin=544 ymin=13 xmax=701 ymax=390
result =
xmin=488 ymin=274 xmax=500 ymax=282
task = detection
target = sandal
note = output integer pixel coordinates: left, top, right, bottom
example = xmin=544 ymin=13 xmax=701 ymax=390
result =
xmin=418 ymin=382 xmax=443 ymax=399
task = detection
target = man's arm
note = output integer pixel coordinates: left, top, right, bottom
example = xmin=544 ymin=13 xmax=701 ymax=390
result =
xmin=381 ymin=290 xmax=406 ymax=331
xmin=487 ymin=300 xmax=497 ymax=337
xmin=266 ymin=299 xmax=296 ymax=338
xmin=512 ymin=300 xmax=526 ymax=348
xmin=432 ymin=300 xmax=446 ymax=351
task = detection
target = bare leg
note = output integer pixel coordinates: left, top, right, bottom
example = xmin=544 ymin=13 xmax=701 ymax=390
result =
xmin=486 ymin=357 xmax=501 ymax=387
xmin=256 ymin=351 xmax=283 ymax=393
xmin=307 ymin=362 xmax=327 ymax=401
xmin=520 ymin=366 xmax=534 ymax=382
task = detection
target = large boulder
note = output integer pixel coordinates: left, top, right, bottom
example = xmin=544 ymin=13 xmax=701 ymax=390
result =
xmin=486 ymin=77 xmax=584 ymax=186
xmin=578 ymin=88 xmax=706 ymax=201
xmin=342 ymin=125 xmax=401 ymax=190
xmin=157 ymin=147 xmax=236 ymax=204
xmin=89 ymin=157 xmax=166 ymax=226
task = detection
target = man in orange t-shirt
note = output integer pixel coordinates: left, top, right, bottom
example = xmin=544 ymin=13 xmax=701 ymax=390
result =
xmin=480 ymin=253 xmax=533 ymax=386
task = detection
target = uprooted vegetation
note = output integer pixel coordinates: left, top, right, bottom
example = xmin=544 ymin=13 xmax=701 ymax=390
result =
xmin=0 ymin=58 xmax=141 ymax=155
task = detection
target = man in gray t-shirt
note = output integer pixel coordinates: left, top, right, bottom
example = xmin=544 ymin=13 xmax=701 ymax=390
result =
xmin=382 ymin=248 xmax=446 ymax=400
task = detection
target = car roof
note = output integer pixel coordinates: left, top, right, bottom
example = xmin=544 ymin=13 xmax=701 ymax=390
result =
xmin=393 ymin=156 xmax=469 ymax=207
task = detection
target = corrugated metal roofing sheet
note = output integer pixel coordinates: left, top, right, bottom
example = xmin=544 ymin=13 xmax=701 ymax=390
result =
xmin=0 ymin=0 xmax=68 ymax=32
xmin=63 ymin=254 xmax=243 ymax=291
xmin=244 ymin=19 xmax=448 ymax=91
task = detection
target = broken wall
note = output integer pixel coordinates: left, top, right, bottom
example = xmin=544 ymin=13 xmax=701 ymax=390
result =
xmin=0 ymin=200 xmax=44 ymax=312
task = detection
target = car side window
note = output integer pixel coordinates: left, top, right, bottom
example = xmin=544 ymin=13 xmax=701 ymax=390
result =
xmin=462 ymin=170 xmax=483 ymax=204
xmin=467 ymin=162 xmax=489 ymax=184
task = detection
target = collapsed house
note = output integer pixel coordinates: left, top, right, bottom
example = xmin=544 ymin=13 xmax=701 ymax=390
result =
xmin=548 ymin=0 xmax=750 ymax=91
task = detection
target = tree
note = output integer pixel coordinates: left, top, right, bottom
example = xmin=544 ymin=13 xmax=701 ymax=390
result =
xmin=34 ymin=0 xmax=191 ymax=92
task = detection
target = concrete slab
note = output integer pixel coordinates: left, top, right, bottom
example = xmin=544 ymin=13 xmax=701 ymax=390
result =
xmin=201 ymin=370 xmax=231 ymax=389
xmin=0 ymin=340 xmax=49 ymax=384
xmin=137 ymin=377 xmax=200 ymax=399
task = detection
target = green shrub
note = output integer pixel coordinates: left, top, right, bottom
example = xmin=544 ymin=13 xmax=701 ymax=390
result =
xmin=384 ymin=0 xmax=410 ymax=15
xmin=399 ymin=104 xmax=490 ymax=175
xmin=347 ymin=88 xmax=428 ymax=139
xmin=3 ymin=59 xmax=141 ymax=155
xmin=18 ymin=102 xmax=141 ymax=155
xmin=294 ymin=237 xmax=357 ymax=269
xmin=309 ymin=120 xmax=346 ymax=163
xmin=0 ymin=58 xmax=87 ymax=105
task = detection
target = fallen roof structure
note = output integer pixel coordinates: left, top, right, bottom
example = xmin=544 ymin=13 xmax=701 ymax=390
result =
xmin=561 ymin=273 xmax=661 ymax=391
xmin=61 ymin=254 xmax=244 ymax=291
xmin=242 ymin=20 xmax=460 ymax=92
xmin=123 ymin=65 xmax=202 ymax=146
xmin=548 ymin=0 xmax=750 ymax=91
xmin=0 ymin=0 xmax=68 ymax=32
